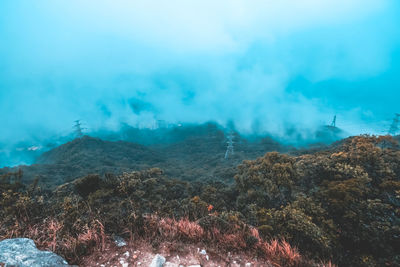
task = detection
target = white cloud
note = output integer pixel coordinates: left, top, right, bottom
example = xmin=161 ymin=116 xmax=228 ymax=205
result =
xmin=0 ymin=0 xmax=398 ymax=145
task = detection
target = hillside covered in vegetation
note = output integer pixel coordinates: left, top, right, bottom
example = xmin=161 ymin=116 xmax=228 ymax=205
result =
xmin=0 ymin=123 xmax=294 ymax=188
xmin=1 ymin=135 xmax=399 ymax=266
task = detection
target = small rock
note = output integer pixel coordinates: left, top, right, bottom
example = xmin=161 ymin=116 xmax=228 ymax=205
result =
xmin=188 ymin=265 xmax=201 ymax=267
xmin=119 ymin=259 xmax=128 ymax=267
xmin=200 ymin=249 xmax=207 ymax=255
xmin=123 ymin=251 xmax=130 ymax=257
xmin=149 ymin=254 xmax=166 ymax=267
xmin=246 ymin=263 xmax=252 ymax=267
xmin=114 ymin=235 xmax=127 ymax=247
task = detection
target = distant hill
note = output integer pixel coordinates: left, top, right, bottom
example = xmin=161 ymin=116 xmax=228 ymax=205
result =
xmin=37 ymin=135 xmax=161 ymax=166
xmin=314 ymin=125 xmax=347 ymax=143
xmin=0 ymin=122 xmax=344 ymax=188
xmin=8 ymin=136 xmax=161 ymax=186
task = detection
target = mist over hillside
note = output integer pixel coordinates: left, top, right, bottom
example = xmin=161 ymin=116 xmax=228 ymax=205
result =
xmin=0 ymin=122 xmax=290 ymax=187
xmin=1 ymin=1 xmax=400 ymax=266
xmin=0 ymin=121 xmax=348 ymax=168
xmin=1 ymin=0 xmax=400 ymax=154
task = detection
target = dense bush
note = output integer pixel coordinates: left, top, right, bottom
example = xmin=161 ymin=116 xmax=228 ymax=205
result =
xmin=235 ymin=136 xmax=400 ymax=266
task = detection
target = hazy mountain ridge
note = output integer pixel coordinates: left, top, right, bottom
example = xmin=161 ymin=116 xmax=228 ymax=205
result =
xmin=0 ymin=122 xmax=355 ymax=188
xmin=0 ymin=123 xmax=276 ymax=186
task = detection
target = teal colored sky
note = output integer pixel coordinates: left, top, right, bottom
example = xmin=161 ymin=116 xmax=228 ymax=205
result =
xmin=1 ymin=0 xmax=400 ymax=144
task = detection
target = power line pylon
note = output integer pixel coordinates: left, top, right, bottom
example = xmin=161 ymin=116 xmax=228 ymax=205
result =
xmin=224 ymin=132 xmax=234 ymax=159
xmin=74 ymin=120 xmax=84 ymax=138
xmin=388 ymin=113 xmax=400 ymax=135
xmin=330 ymin=115 xmax=337 ymax=127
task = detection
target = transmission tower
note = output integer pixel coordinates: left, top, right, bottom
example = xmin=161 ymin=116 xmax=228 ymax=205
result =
xmin=388 ymin=113 xmax=400 ymax=135
xmin=74 ymin=120 xmax=84 ymax=138
xmin=330 ymin=115 xmax=337 ymax=127
xmin=224 ymin=132 xmax=235 ymax=159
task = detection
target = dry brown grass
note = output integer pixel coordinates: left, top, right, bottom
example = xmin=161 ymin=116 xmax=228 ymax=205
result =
xmin=142 ymin=215 xmax=310 ymax=266
xmin=0 ymin=218 xmax=109 ymax=264
xmin=261 ymin=239 xmax=301 ymax=266
xmin=77 ymin=220 xmax=107 ymax=252
xmin=1 ymin=214 xmax=335 ymax=266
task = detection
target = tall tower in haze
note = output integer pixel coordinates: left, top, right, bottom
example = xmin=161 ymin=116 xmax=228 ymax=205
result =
xmin=331 ymin=115 xmax=337 ymax=127
xmin=388 ymin=114 xmax=400 ymax=135
xmin=74 ymin=120 xmax=84 ymax=138
xmin=225 ymin=132 xmax=235 ymax=159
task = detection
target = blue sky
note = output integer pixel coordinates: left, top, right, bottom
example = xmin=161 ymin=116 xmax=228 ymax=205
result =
xmin=1 ymin=0 xmax=400 ymax=145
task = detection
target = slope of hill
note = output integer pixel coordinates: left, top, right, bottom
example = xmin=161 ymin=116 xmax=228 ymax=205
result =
xmin=0 ymin=122 xmax=356 ymax=188
xmin=37 ymin=136 xmax=162 ymax=166
xmin=1 ymin=123 xmax=287 ymax=187
xmin=7 ymin=136 xmax=160 ymax=186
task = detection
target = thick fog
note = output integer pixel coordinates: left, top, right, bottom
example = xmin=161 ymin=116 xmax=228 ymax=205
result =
xmin=1 ymin=0 xmax=400 ymax=166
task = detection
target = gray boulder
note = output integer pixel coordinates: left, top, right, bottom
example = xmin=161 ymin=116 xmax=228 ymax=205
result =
xmin=0 ymin=238 xmax=73 ymax=267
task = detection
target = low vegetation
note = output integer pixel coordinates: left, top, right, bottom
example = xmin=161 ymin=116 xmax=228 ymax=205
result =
xmin=1 ymin=135 xmax=399 ymax=266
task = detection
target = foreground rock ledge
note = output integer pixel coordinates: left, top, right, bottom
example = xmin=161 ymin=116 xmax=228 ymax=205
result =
xmin=0 ymin=238 xmax=74 ymax=267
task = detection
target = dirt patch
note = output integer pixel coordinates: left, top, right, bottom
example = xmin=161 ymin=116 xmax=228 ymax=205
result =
xmin=80 ymin=240 xmax=271 ymax=267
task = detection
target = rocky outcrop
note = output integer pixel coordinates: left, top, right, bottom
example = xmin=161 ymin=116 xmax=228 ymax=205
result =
xmin=0 ymin=238 xmax=73 ymax=267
